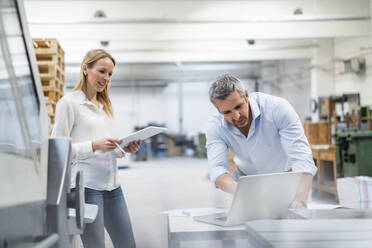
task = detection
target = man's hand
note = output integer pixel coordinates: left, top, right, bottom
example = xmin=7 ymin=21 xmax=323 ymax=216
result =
xmin=289 ymin=200 xmax=307 ymax=209
xmin=124 ymin=140 xmax=142 ymax=153
xmin=290 ymin=173 xmax=313 ymax=209
xmin=92 ymin=137 xmax=122 ymax=151
xmin=215 ymin=173 xmax=237 ymax=194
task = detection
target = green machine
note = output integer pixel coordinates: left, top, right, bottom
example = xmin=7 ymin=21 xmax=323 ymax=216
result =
xmin=197 ymin=133 xmax=207 ymax=158
xmin=336 ymin=130 xmax=372 ymax=177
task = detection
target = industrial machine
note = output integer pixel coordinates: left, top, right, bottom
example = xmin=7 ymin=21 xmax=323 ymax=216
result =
xmin=0 ymin=0 xmax=95 ymax=247
xmin=336 ymin=130 xmax=372 ymax=177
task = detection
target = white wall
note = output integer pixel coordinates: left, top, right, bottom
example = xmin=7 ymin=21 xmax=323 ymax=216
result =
xmin=66 ymin=70 xmax=306 ymax=136
xmin=333 ymin=37 xmax=372 ymax=106
xmin=260 ymin=35 xmax=372 ymax=124
xmin=110 ymin=82 xmax=215 ymax=135
xmin=103 ymin=79 xmax=256 ymax=136
xmin=260 ymin=60 xmax=312 ymax=123
xmin=277 ymin=60 xmax=312 ymax=122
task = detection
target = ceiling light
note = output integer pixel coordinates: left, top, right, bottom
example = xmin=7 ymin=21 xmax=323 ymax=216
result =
xmin=100 ymin=41 xmax=110 ymax=47
xmin=293 ymin=8 xmax=303 ymax=15
xmin=247 ymin=40 xmax=255 ymax=46
xmin=94 ymin=10 xmax=106 ymax=18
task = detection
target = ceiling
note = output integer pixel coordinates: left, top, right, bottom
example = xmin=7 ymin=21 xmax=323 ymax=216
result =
xmin=23 ymin=0 xmax=371 ymax=87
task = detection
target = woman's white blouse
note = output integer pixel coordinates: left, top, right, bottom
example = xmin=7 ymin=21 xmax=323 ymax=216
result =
xmin=51 ymin=90 xmax=124 ymax=190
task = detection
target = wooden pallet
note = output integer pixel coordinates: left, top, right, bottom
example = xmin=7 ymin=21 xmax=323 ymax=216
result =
xmin=43 ymin=89 xmax=62 ymax=102
xmin=36 ymin=53 xmax=65 ymax=71
xmin=45 ymin=99 xmax=56 ymax=115
xmin=33 ymin=38 xmax=65 ymax=83
xmin=33 ymin=38 xmax=64 ymax=57
xmin=304 ymin=122 xmax=331 ymax=145
xmin=41 ymin=78 xmax=64 ymax=94
xmin=49 ymin=114 xmax=55 ymax=124
xmin=45 ymin=99 xmax=56 ymax=124
xmin=33 ymin=39 xmax=65 ymax=73
xmin=33 ymin=38 xmax=65 ymax=126
xmin=37 ymin=62 xmax=64 ymax=82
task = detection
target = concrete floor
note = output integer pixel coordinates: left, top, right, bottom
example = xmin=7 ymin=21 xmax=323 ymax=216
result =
xmin=75 ymin=156 xmax=338 ymax=248
xmin=118 ymin=157 xmax=232 ymax=248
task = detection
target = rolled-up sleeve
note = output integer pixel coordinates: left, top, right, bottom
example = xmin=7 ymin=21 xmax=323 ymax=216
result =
xmin=206 ymin=121 xmax=230 ymax=186
xmin=273 ymin=99 xmax=317 ymax=176
xmin=51 ymin=99 xmax=94 ymax=160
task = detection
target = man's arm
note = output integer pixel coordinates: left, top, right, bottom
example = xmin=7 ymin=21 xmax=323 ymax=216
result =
xmin=290 ymin=173 xmax=313 ymax=208
xmin=215 ymin=173 xmax=238 ymax=194
xmin=205 ymin=118 xmax=234 ymax=188
xmin=273 ymin=98 xmax=317 ymax=209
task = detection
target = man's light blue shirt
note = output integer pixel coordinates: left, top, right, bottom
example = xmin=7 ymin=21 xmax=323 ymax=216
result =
xmin=206 ymin=92 xmax=317 ymax=186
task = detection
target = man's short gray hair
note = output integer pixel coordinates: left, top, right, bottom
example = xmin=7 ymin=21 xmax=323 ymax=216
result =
xmin=209 ymin=74 xmax=246 ymax=104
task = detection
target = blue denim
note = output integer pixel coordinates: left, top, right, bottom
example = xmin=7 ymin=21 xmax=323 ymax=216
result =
xmin=80 ymin=186 xmax=136 ymax=248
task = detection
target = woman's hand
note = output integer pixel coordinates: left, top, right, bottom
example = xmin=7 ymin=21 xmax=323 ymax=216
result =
xmin=124 ymin=140 xmax=142 ymax=153
xmin=92 ymin=137 xmax=122 ymax=152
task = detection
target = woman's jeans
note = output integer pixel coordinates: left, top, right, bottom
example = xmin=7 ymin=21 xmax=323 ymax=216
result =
xmin=80 ymin=186 xmax=135 ymax=248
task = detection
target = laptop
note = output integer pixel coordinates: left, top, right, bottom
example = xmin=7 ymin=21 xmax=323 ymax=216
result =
xmin=193 ymin=171 xmax=303 ymax=226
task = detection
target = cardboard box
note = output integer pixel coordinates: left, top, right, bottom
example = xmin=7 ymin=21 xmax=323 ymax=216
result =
xmin=166 ymin=138 xmax=181 ymax=157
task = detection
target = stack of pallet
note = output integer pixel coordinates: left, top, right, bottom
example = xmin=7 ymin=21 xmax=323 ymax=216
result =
xmin=304 ymin=121 xmax=338 ymax=199
xmin=32 ymin=38 xmax=65 ymax=125
xmin=303 ymin=122 xmax=331 ymax=145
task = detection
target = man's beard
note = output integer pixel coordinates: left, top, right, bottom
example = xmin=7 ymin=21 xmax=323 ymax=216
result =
xmin=232 ymin=116 xmax=248 ymax=127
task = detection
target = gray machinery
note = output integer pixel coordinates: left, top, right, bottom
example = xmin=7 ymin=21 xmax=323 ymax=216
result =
xmin=0 ymin=0 xmax=96 ymax=247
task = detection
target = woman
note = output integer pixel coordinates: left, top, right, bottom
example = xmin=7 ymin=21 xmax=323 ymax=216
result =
xmin=52 ymin=49 xmax=140 ymax=247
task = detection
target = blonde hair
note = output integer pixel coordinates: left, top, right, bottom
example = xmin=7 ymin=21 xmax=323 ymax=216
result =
xmin=74 ymin=49 xmax=116 ymax=119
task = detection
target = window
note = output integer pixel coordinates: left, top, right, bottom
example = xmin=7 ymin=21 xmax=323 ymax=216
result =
xmin=0 ymin=0 xmax=41 ymax=161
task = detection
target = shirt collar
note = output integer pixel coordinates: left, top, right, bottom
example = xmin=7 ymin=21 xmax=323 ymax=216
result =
xmin=76 ymin=90 xmax=103 ymax=110
xmin=249 ymin=94 xmax=261 ymax=120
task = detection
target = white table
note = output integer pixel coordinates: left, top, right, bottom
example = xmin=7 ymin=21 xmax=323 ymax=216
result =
xmin=167 ymin=215 xmax=248 ymax=248
xmin=245 ymin=218 xmax=372 ymax=248
xmin=167 ymin=208 xmax=372 ymax=248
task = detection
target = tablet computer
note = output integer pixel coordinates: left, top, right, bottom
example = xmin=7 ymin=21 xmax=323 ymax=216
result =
xmin=120 ymin=126 xmax=167 ymax=147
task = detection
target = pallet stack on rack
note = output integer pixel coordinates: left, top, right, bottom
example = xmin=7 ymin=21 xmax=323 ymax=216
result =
xmin=304 ymin=94 xmax=362 ymax=201
xmin=32 ymin=38 xmax=65 ymax=125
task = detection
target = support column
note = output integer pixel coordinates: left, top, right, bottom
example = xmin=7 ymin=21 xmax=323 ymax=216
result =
xmin=310 ymin=39 xmax=335 ymax=121
xmin=178 ymin=80 xmax=183 ymax=134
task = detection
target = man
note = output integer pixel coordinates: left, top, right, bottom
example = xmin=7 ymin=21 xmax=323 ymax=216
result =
xmin=206 ymin=74 xmax=317 ymax=209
